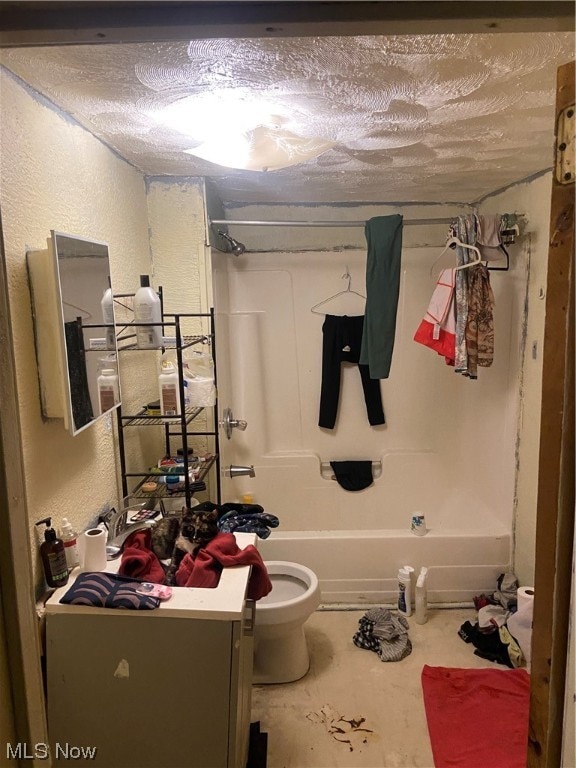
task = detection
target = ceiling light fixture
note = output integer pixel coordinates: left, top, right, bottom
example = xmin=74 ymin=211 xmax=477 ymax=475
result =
xmin=152 ymin=93 xmax=333 ymax=171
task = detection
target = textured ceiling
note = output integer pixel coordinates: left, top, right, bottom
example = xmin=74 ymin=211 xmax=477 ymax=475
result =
xmin=2 ymin=33 xmax=574 ymax=204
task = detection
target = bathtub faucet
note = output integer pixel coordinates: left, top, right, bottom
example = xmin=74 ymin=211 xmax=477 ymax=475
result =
xmin=225 ymin=464 xmax=256 ymax=479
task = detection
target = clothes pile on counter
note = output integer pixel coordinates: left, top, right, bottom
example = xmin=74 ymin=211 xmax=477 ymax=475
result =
xmin=352 ymin=607 xmax=412 ymax=662
xmin=458 ymin=572 xmax=533 ymax=669
xmin=117 ymin=502 xmax=274 ymax=600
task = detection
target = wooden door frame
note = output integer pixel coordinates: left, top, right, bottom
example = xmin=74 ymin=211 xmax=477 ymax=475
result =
xmin=0 ymin=208 xmax=49 ymax=759
xmin=528 ymin=60 xmax=575 ymax=768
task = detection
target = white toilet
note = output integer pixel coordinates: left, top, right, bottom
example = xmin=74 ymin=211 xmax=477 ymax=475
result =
xmin=253 ymin=561 xmax=321 ymax=684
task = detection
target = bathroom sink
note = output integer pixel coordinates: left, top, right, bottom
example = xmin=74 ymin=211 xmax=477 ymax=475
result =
xmin=46 ymin=531 xmax=258 ymax=621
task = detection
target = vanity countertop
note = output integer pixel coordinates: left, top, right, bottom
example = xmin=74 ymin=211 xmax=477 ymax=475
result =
xmin=45 ymin=531 xmax=258 ymax=621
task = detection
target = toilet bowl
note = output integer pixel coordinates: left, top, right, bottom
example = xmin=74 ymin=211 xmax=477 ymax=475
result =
xmin=253 ymin=561 xmax=321 ymax=684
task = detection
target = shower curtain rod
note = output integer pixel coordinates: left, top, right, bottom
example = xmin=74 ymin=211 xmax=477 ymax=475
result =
xmin=210 ymin=217 xmax=455 ymax=228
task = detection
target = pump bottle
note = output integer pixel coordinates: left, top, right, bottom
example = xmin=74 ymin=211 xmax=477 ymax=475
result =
xmin=60 ymin=518 xmax=80 ymax=570
xmin=134 ymin=274 xmax=162 ymax=349
xmin=397 ymin=565 xmax=414 ymax=617
xmin=35 ymin=518 xmax=69 ymax=588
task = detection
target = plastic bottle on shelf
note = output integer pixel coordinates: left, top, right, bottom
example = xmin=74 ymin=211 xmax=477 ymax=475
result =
xmin=60 ymin=518 xmax=80 ymax=570
xmin=397 ymin=565 xmax=414 ymax=617
xmin=415 ymin=567 xmax=429 ymax=625
xmin=97 ymin=368 xmax=120 ymax=415
xmin=101 ymin=276 xmax=115 ymax=350
xmin=159 ymin=359 xmax=181 ymax=419
xmin=134 ymin=274 xmax=162 ymax=349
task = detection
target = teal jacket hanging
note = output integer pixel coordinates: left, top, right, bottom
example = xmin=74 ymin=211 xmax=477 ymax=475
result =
xmin=359 ymin=214 xmax=403 ymax=379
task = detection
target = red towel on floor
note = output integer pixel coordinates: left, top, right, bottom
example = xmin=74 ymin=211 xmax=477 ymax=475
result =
xmin=175 ymin=532 xmax=272 ymax=600
xmin=421 ymin=665 xmax=530 ymax=768
xmin=118 ymin=529 xmax=166 ymax=583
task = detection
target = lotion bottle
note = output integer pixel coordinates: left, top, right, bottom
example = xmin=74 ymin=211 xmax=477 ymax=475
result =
xmin=101 ymin=276 xmax=115 ymax=350
xmin=415 ymin=566 xmax=429 ymax=624
xmin=159 ymin=359 xmax=181 ymax=419
xmin=97 ymin=368 xmax=119 ymax=414
xmin=134 ymin=274 xmax=162 ymax=349
xmin=35 ymin=518 xmax=69 ymax=588
xmin=60 ymin=517 xmax=80 ymax=570
xmin=397 ymin=565 xmax=414 ymax=617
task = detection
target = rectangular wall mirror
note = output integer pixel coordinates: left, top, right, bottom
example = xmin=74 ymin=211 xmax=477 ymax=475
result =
xmin=27 ymin=231 xmax=120 ymax=436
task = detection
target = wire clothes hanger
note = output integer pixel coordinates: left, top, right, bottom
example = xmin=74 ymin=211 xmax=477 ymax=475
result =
xmin=429 ymin=236 xmax=483 ymax=279
xmin=311 ymin=266 xmax=366 ymax=315
xmin=63 ymin=301 xmax=92 ymax=320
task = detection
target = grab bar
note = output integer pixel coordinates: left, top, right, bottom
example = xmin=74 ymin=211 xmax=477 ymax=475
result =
xmin=320 ymin=460 xmax=382 ymax=480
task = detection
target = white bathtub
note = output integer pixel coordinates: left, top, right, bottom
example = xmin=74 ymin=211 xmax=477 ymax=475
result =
xmin=258 ymin=525 xmax=511 ymax=605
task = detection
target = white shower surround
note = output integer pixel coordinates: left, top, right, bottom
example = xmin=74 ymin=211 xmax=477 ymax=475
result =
xmin=215 ymin=237 xmax=524 ymax=603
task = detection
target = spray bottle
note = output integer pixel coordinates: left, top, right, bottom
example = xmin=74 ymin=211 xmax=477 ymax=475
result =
xmin=60 ymin=518 xmax=80 ymax=571
xmin=35 ymin=518 xmax=69 ymax=588
xmin=415 ymin=566 xmax=429 ymax=625
xmin=101 ymin=276 xmax=115 ymax=350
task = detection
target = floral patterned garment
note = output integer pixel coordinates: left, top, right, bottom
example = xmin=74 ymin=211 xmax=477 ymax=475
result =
xmin=453 ymin=215 xmax=478 ymax=374
xmin=464 ymin=263 xmax=495 ymax=379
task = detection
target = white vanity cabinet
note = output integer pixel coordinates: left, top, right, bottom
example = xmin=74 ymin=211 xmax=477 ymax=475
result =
xmin=45 ymin=533 xmax=256 ymax=768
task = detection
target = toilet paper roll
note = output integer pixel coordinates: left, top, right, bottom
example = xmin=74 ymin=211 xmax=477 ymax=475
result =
xmin=517 ymin=585 xmax=535 ymax=612
xmin=82 ymin=527 xmax=108 ymax=571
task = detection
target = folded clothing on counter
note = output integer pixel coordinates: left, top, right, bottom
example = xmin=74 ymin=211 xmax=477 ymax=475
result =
xmin=60 ymin=572 xmax=160 ymax=610
xmin=176 ymin=532 xmax=273 ymax=600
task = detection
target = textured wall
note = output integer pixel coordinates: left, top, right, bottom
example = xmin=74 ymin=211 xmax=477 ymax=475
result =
xmin=0 ymin=70 xmax=152 ymax=593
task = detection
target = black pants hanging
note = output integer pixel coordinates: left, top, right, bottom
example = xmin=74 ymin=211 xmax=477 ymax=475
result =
xmin=318 ymin=315 xmax=385 ymax=429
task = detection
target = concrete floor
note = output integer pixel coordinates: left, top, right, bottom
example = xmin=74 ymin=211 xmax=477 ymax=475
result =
xmin=251 ymin=607 xmax=498 ymax=768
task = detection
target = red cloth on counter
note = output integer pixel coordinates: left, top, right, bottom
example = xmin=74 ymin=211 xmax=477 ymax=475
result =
xmin=118 ymin=528 xmax=166 ymax=583
xmin=175 ymin=532 xmax=272 ymax=600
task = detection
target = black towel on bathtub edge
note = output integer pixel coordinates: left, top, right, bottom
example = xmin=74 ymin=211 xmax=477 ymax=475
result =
xmin=330 ymin=460 xmax=374 ymax=491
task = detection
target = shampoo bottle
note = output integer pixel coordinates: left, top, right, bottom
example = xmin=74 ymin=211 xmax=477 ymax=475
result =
xmin=159 ymin=359 xmax=181 ymax=419
xmin=101 ymin=277 xmax=115 ymax=350
xmin=415 ymin=566 xmax=429 ymax=625
xmin=97 ymin=368 xmax=120 ymax=414
xmin=134 ymin=274 xmax=162 ymax=349
xmin=397 ymin=565 xmax=414 ymax=617
xmin=60 ymin=518 xmax=80 ymax=571
xmin=35 ymin=518 xmax=69 ymax=588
